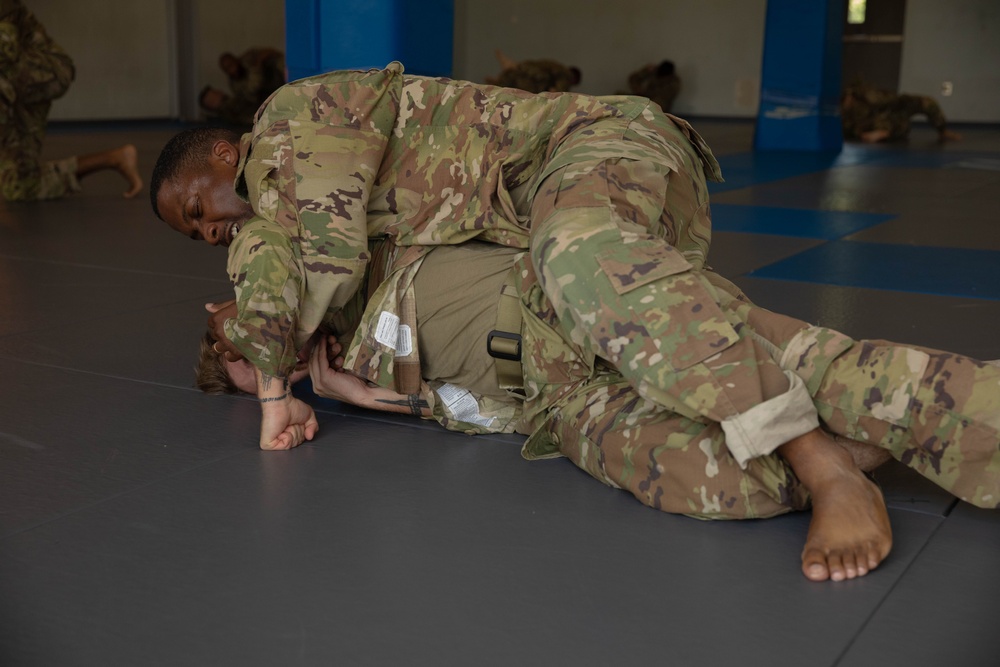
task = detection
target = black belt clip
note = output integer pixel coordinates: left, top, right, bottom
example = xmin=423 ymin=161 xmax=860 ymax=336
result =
xmin=487 ymin=330 xmax=521 ymax=362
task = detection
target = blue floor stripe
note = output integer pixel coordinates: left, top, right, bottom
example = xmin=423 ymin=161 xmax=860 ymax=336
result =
xmin=711 ymin=204 xmax=893 ymax=239
xmin=710 ymin=151 xmax=843 ymax=192
xmin=748 ymin=241 xmax=1000 ymax=300
xmin=710 ymin=147 xmax=1000 ymax=192
xmin=709 ymin=146 xmax=876 ymax=193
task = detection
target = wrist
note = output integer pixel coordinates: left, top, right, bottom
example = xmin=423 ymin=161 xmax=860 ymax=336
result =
xmin=255 ymin=368 xmax=290 ymax=403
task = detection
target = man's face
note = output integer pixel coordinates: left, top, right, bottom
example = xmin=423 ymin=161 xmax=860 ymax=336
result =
xmin=155 ymin=142 xmax=254 ymax=247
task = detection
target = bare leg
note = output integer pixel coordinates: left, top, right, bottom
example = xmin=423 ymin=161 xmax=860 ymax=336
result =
xmin=779 ymin=428 xmax=893 ymax=582
xmin=75 ymin=144 xmax=143 ymax=198
xmin=939 ymin=129 xmax=962 ymax=142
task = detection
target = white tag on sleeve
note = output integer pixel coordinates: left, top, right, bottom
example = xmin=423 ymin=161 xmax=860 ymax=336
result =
xmin=397 ymin=324 xmax=413 ymax=357
xmin=374 ymin=311 xmax=400 ymax=351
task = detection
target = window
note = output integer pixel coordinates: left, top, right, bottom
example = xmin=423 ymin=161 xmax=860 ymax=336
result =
xmin=848 ymin=0 xmax=867 ymax=24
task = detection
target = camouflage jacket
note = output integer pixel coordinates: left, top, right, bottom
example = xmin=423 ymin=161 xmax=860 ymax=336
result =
xmin=494 ymin=59 xmax=577 ymax=93
xmin=0 ymin=0 xmax=74 ymax=128
xmin=224 ymin=62 xmax=719 ymax=415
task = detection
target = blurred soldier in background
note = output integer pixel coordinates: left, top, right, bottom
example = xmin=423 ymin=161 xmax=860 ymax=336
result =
xmin=841 ymin=82 xmax=960 ymax=143
xmin=0 ymin=0 xmax=141 ymax=200
xmin=486 ymin=49 xmax=581 ymax=93
xmin=200 ymin=47 xmax=285 ymax=127
xmin=626 ymin=60 xmax=681 ymax=113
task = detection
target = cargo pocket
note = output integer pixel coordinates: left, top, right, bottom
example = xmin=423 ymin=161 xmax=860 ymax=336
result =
xmin=596 ymin=242 xmax=738 ymax=371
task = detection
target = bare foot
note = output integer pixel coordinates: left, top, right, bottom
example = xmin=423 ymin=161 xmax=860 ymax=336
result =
xmin=832 ymin=433 xmax=892 ymax=472
xmin=939 ymin=129 xmax=962 ymax=143
xmin=779 ymin=429 xmax=893 ymax=582
xmin=861 ymin=129 xmax=890 ymax=144
xmin=114 ymin=144 xmax=143 ymax=198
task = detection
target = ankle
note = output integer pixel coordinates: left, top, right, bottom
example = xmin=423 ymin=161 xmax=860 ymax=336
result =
xmin=779 ymin=429 xmax=858 ymax=491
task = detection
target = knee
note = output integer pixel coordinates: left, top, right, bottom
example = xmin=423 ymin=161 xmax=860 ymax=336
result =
xmin=0 ymin=179 xmax=30 ymax=202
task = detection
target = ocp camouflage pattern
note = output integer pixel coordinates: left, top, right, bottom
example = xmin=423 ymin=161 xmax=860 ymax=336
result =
xmin=226 ymin=63 xmax=1000 ymax=518
xmin=0 ymin=0 xmax=79 ymax=201
xmin=841 ymin=83 xmax=948 ymax=141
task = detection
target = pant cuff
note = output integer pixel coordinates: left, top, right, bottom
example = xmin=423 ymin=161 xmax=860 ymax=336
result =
xmin=721 ymin=370 xmax=819 ymax=468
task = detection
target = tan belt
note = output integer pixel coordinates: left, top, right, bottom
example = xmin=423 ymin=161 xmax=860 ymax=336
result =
xmin=487 ymin=267 xmax=524 ymax=390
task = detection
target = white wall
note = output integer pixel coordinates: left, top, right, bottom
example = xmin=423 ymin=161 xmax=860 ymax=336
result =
xmin=33 ymin=0 xmax=284 ymax=121
xmin=26 ymin=0 xmax=1000 ymax=123
xmin=899 ymin=0 xmax=1000 ymax=123
xmin=32 ymin=0 xmax=174 ymax=120
xmin=454 ymin=0 xmax=767 ymax=118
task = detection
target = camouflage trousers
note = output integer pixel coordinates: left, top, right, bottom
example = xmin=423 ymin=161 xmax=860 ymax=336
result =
xmin=0 ymin=153 xmax=79 ymax=201
xmin=517 ymin=123 xmax=1000 ymax=519
xmin=1 ymin=100 xmax=80 ymax=201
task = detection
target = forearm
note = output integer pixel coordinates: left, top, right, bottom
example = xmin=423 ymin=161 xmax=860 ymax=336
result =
xmin=361 ymin=387 xmax=431 ymax=417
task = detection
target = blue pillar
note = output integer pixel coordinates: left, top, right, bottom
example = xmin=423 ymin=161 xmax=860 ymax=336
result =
xmin=284 ymin=0 xmax=454 ymax=82
xmin=754 ymin=0 xmax=844 ymax=151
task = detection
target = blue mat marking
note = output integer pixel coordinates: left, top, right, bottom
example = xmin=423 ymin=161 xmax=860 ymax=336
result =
xmin=709 ymin=146 xmax=876 ymax=193
xmin=748 ymin=241 xmax=1000 ymax=300
xmin=711 ymin=204 xmax=893 ymax=239
xmin=709 ymin=146 xmax=1000 ymax=193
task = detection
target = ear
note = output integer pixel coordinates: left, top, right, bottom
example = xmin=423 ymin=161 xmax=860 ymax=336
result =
xmin=212 ymin=139 xmax=240 ymax=167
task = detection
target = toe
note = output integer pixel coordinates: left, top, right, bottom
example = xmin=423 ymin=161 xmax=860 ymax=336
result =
xmin=827 ymin=552 xmax=846 ymax=582
xmin=841 ymin=550 xmax=858 ymax=579
xmin=802 ymin=549 xmax=831 ymax=582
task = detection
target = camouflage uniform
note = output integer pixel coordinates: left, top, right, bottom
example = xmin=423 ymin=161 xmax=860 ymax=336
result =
xmin=211 ymin=48 xmax=285 ymax=127
xmin=493 ymin=59 xmax=578 ymax=93
xmin=841 ymin=83 xmax=949 ymax=141
xmin=627 ymin=62 xmax=681 ymax=113
xmin=0 ymin=0 xmax=80 ymax=201
xmin=225 ymin=63 xmax=1000 ymax=519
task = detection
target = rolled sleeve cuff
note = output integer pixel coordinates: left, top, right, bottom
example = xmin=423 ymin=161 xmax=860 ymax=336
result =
xmin=720 ymin=370 xmax=819 ymax=469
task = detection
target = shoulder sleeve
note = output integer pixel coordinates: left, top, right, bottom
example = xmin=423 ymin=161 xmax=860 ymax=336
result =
xmin=224 ymin=220 xmax=300 ymax=378
xmin=229 ymin=110 xmax=387 ymax=376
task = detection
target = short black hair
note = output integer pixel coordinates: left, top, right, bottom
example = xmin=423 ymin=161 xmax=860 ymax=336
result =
xmin=149 ymin=126 xmax=242 ymax=219
xmin=657 ymin=60 xmax=676 ymax=77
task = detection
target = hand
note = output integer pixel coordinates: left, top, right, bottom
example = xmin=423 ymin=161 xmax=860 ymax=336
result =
xmin=259 ymin=396 xmax=319 ymax=450
xmin=205 ymin=300 xmax=243 ymax=362
xmin=308 ymin=335 xmax=369 ymax=405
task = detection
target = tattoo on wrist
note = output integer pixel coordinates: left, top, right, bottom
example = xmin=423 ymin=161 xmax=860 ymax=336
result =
xmin=375 ymin=394 xmax=428 ymax=415
xmin=259 ymin=392 xmax=290 ymax=404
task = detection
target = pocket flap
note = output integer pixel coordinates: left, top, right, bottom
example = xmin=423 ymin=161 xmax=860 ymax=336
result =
xmin=596 ymin=243 xmax=692 ymax=295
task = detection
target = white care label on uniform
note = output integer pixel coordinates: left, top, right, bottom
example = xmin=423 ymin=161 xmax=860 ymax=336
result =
xmin=374 ymin=312 xmax=413 ymax=357
xmin=435 ymin=383 xmax=495 ymax=428
xmin=396 ymin=324 xmax=413 ymax=357
xmin=375 ymin=311 xmax=401 ymax=350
